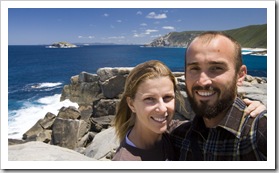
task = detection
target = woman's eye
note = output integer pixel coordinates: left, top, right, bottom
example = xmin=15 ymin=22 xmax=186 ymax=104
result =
xmin=144 ymin=97 xmax=155 ymax=102
xmin=163 ymin=95 xmax=174 ymax=102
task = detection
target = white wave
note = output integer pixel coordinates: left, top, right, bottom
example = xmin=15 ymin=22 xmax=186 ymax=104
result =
xmin=8 ymin=94 xmax=78 ymax=139
xmin=241 ymin=51 xmax=252 ymax=55
xmin=31 ymin=82 xmax=63 ymax=89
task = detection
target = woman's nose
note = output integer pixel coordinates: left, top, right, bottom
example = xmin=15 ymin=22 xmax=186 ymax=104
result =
xmin=155 ymin=99 xmax=168 ymax=113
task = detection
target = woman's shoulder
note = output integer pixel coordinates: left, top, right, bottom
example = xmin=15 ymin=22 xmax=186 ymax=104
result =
xmin=112 ymin=147 xmax=142 ymax=161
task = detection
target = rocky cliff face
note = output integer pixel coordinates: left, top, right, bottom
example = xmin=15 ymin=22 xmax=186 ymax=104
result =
xmin=8 ymin=67 xmax=267 ymax=161
xmin=144 ymin=32 xmax=200 ymax=47
xmin=144 ymin=24 xmax=267 ymax=48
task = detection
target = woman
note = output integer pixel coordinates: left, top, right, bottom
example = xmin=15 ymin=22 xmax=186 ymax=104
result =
xmin=112 ymin=60 xmax=265 ymax=161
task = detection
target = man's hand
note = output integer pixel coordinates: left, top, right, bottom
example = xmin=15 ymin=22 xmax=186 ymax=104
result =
xmin=243 ymin=98 xmax=266 ymax=117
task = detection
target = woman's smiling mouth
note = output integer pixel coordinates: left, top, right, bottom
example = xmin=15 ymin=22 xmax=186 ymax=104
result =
xmin=151 ymin=116 xmax=167 ymax=123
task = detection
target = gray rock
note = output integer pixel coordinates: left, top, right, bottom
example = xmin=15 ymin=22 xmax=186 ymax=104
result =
xmin=99 ymin=75 xmax=127 ymax=98
xmin=8 ymin=141 xmax=95 ymax=161
xmin=57 ymin=106 xmax=81 ymax=119
xmin=51 ymin=118 xmax=89 ymax=150
xmin=93 ymin=99 xmax=119 ymax=117
xmin=22 ymin=112 xmax=56 ymax=141
xmin=97 ymin=67 xmax=132 ymax=82
xmin=84 ymin=127 xmax=119 ymax=160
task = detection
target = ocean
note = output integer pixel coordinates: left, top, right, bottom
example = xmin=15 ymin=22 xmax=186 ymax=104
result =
xmin=7 ymin=45 xmax=267 ymax=139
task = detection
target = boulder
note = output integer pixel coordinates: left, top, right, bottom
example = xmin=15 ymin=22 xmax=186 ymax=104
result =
xmin=93 ymin=99 xmax=119 ymax=117
xmin=84 ymin=127 xmax=119 ymax=160
xmin=60 ymin=71 xmax=101 ymax=104
xmin=51 ymin=118 xmax=90 ymax=150
xmin=8 ymin=141 xmax=95 ymax=161
xmin=22 ymin=112 xmax=56 ymax=142
xmin=57 ymin=106 xmax=81 ymax=119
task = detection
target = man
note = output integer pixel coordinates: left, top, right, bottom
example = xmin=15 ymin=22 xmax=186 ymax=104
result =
xmin=170 ymin=31 xmax=267 ymax=161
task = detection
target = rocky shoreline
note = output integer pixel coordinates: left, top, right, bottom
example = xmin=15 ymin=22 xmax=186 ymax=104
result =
xmin=8 ymin=67 xmax=267 ymax=161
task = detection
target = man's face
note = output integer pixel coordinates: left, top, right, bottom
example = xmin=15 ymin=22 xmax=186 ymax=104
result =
xmin=185 ymin=36 xmax=240 ymax=119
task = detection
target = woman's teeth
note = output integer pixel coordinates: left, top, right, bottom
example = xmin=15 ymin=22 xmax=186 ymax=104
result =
xmin=152 ymin=117 xmax=166 ymax=122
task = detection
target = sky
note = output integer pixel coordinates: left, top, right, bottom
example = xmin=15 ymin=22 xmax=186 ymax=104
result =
xmin=8 ymin=8 xmax=267 ymax=45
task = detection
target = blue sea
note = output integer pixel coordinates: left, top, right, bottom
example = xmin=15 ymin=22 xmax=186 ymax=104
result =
xmin=7 ymin=45 xmax=267 ymax=139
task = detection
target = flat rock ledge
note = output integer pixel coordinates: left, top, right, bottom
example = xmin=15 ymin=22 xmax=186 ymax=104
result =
xmin=8 ymin=141 xmax=96 ymax=161
xmin=8 ymin=67 xmax=267 ymax=161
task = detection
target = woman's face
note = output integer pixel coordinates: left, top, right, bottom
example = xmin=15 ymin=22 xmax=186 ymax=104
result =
xmin=127 ymin=76 xmax=175 ymax=135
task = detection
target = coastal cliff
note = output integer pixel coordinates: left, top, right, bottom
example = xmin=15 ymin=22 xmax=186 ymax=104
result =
xmin=8 ymin=68 xmax=267 ymax=161
xmin=145 ymin=24 xmax=267 ymax=48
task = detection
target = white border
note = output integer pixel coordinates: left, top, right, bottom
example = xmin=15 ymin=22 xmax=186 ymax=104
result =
xmin=1 ymin=0 xmax=276 ymax=170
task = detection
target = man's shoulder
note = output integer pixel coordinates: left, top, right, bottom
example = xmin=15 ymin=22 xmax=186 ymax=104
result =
xmin=241 ymin=110 xmax=267 ymax=137
xmin=168 ymin=119 xmax=190 ymax=133
xmin=170 ymin=120 xmax=192 ymax=135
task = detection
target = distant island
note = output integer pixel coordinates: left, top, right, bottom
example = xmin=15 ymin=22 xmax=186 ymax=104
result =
xmin=46 ymin=42 xmax=77 ymax=48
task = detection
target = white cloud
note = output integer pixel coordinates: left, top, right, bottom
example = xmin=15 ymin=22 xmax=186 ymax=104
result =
xmin=108 ymin=36 xmax=125 ymax=39
xmin=140 ymin=23 xmax=147 ymax=26
xmin=133 ymin=32 xmax=146 ymax=38
xmin=133 ymin=33 xmax=141 ymax=38
xmin=136 ymin=11 xmax=142 ymax=15
xmin=103 ymin=13 xmax=109 ymax=17
xmin=78 ymin=36 xmax=95 ymax=39
xmin=145 ymin=29 xmax=158 ymax=35
xmin=146 ymin=12 xmax=167 ymax=19
xmin=133 ymin=29 xmax=158 ymax=38
xmin=162 ymin=26 xmax=175 ymax=30
xmin=116 ymin=20 xmax=122 ymax=23
xmin=151 ymin=34 xmax=162 ymax=38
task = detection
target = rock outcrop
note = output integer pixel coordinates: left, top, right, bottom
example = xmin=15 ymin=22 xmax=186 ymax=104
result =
xmin=9 ymin=141 xmax=96 ymax=161
xmin=46 ymin=42 xmax=77 ymax=48
xmin=8 ymin=67 xmax=267 ymax=161
xmin=144 ymin=24 xmax=267 ymax=48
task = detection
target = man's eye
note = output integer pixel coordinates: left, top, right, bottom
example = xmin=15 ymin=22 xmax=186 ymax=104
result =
xmin=187 ymin=66 xmax=200 ymax=73
xmin=189 ymin=67 xmax=199 ymax=71
xmin=210 ymin=66 xmax=223 ymax=71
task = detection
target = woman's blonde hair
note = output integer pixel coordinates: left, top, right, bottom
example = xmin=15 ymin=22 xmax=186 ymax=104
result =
xmin=113 ymin=60 xmax=185 ymax=141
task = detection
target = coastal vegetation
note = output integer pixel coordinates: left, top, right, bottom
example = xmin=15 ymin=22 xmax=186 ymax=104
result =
xmin=145 ymin=24 xmax=267 ymax=48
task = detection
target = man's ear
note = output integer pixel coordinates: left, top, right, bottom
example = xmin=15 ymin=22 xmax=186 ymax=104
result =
xmin=237 ymin=65 xmax=247 ymax=86
xmin=127 ymin=97 xmax=135 ymax=113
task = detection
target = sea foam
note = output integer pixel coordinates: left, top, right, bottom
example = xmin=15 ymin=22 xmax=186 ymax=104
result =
xmin=8 ymin=94 xmax=78 ymax=139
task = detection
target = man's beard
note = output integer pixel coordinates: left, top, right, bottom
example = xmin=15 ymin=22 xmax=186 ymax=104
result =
xmin=186 ymin=82 xmax=237 ymax=119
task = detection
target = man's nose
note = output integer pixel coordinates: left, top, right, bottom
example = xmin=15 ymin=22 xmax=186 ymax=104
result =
xmin=197 ymin=72 xmax=212 ymax=86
